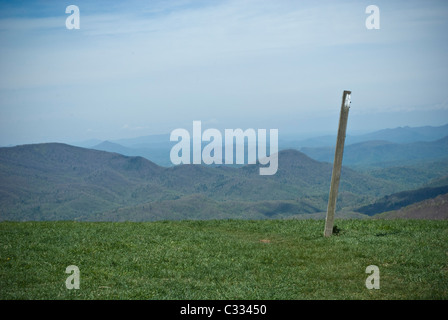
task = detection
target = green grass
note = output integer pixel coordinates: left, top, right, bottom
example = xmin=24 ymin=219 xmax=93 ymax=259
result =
xmin=0 ymin=219 xmax=447 ymax=300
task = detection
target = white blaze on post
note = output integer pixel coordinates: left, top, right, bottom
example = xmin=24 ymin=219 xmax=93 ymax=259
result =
xmin=324 ymin=90 xmax=351 ymax=237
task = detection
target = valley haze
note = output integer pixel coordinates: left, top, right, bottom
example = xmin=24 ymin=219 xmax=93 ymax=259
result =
xmin=1 ymin=123 xmax=447 ymax=222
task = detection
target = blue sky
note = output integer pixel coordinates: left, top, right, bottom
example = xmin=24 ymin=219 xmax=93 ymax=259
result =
xmin=0 ymin=0 xmax=447 ymax=145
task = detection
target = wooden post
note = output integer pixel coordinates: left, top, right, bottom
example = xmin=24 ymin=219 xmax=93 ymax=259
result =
xmin=324 ymin=90 xmax=351 ymax=237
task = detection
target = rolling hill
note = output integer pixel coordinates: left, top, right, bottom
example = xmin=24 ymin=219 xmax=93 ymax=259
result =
xmin=373 ymin=193 xmax=448 ymax=220
xmin=0 ymin=143 xmax=404 ymax=221
xmin=360 ymin=160 xmax=448 ymax=190
xmin=356 ymin=185 xmax=448 ymax=216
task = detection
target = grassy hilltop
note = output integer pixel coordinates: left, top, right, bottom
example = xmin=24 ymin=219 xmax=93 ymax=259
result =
xmin=1 ymin=219 xmax=447 ymax=300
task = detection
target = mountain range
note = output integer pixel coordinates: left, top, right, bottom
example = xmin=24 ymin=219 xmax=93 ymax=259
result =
xmin=283 ymin=123 xmax=448 ymax=149
xmin=0 ymin=143 xmax=410 ymax=221
xmin=301 ymin=136 xmax=448 ymax=167
xmin=1 ymin=141 xmax=447 ymax=221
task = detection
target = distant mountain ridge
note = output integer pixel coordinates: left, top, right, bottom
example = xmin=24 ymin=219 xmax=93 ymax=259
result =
xmin=84 ymin=124 xmax=448 ymax=167
xmin=93 ymin=140 xmax=136 ymax=155
xmin=301 ymin=135 xmax=448 ymax=167
xmin=284 ymin=123 xmax=448 ymax=149
xmin=355 ymin=124 xmax=448 ymax=144
xmin=92 ymin=140 xmax=173 ymax=167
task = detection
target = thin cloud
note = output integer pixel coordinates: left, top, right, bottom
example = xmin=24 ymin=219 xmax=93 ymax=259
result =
xmin=0 ymin=0 xmax=447 ymax=145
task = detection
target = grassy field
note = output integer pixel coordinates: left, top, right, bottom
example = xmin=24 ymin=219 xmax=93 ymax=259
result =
xmin=0 ymin=219 xmax=447 ymax=300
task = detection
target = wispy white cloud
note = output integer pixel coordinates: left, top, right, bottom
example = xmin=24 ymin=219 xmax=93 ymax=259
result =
xmin=0 ymin=17 xmax=61 ymax=31
xmin=0 ymin=1 xmax=374 ymax=90
xmin=0 ymin=0 xmax=447 ymax=144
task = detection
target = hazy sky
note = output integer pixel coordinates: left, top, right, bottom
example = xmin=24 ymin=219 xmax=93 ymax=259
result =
xmin=1 ymin=0 xmax=447 ymax=145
